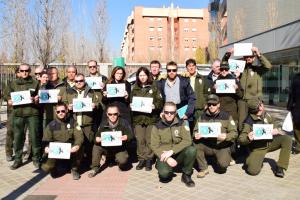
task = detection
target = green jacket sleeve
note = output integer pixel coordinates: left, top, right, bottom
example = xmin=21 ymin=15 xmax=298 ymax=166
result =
xmin=224 ymin=116 xmax=238 ymax=142
xmin=73 ymin=124 xmax=84 ymax=147
xmin=238 ymin=123 xmax=252 ymax=145
xmin=171 ymin=122 xmax=192 ymax=154
xmin=150 ymin=125 xmax=164 ymax=157
xmin=153 ymin=86 xmax=163 ymax=112
xmin=42 ymin=125 xmax=53 ymax=143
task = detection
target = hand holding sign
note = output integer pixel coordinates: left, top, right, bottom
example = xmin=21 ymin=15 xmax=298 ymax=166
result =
xmin=85 ymin=77 xmax=103 ymax=89
xmin=101 ymin=131 xmax=122 ymax=146
xmin=106 ymin=84 xmax=126 ymax=98
xmin=48 ymin=142 xmax=71 ymax=159
xmin=131 ymin=97 xmax=153 ymax=113
xmin=11 ymin=90 xmax=32 ymax=105
xmin=253 ymin=124 xmax=273 ymax=140
xmin=39 ymin=89 xmax=59 ymax=103
xmin=198 ymin=122 xmax=221 ymax=138
xmin=234 ymin=43 xmax=253 ymax=56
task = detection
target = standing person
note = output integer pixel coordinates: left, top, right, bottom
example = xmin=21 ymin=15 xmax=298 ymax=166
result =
xmin=86 ymin=60 xmax=106 ymax=129
xmin=41 ymin=103 xmax=84 ymax=180
xmin=238 ymin=98 xmax=292 ymax=177
xmin=130 ymin=67 xmax=163 ymax=171
xmin=102 ymin=67 xmax=132 ymax=124
xmin=206 ymin=59 xmax=221 ymax=88
xmin=193 ymin=94 xmax=238 ymax=178
xmin=222 ymin=46 xmax=272 ymax=131
xmin=151 ymin=102 xmax=196 ymax=187
xmin=63 ymin=73 xmax=100 ymax=166
xmin=8 ymin=63 xmax=41 ymax=169
xmin=3 ymin=67 xmax=20 ymax=161
xmin=150 ymin=60 xmax=164 ymax=81
xmin=185 ymin=58 xmax=209 ymax=130
xmin=157 ymin=61 xmax=196 ymax=123
xmin=287 ymin=72 xmax=300 ymax=154
xmin=34 ymin=66 xmax=44 ymax=81
xmin=59 ymin=65 xmax=77 ymax=97
xmin=89 ymin=104 xmax=133 ymax=177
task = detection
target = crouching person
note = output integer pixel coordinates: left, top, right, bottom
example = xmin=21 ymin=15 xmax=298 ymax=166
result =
xmin=41 ymin=102 xmax=84 ymax=180
xmin=193 ymin=94 xmax=238 ymax=178
xmin=150 ymin=102 xmax=196 ymax=187
xmin=238 ymin=98 xmax=292 ymax=178
xmin=88 ymin=104 xmax=133 ymax=178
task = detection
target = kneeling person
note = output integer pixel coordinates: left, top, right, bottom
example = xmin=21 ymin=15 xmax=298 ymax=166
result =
xmin=194 ymin=94 xmax=238 ymax=178
xmin=89 ymin=104 xmax=133 ymax=177
xmin=238 ymin=98 xmax=292 ymax=178
xmin=41 ymin=103 xmax=84 ymax=180
xmin=151 ymin=102 xmax=196 ymax=187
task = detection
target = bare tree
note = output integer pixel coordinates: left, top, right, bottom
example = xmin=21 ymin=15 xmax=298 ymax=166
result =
xmin=94 ymin=0 xmax=110 ymax=62
xmin=31 ymin=0 xmax=70 ymax=67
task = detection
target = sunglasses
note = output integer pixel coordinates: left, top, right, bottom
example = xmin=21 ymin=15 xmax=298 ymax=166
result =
xmin=35 ymin=72 xmax=41 ymax=75
xmin=107 ymin=113 xmax=118 ymax=116
xmin=208 ymin=103 xmax=218 ymax=107
xmin=75 ymin=80 xmax=84 ymax=83
xmin=88 ymin=65 xmax=97 ymax=68
xmin=56 ymin=110 xmax=66 ymax=114
xmin=167 ymin=69 xmax=177 ymax=73
xmin=164 ymin=111 xmax=176 ymax=115
xmin=20 ymin=70 xmax=29 ymax=73
xmin=220 ymin=68 xmax=229 ymax=71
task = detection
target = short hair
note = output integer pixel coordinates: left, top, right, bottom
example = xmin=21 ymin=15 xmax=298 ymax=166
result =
xmin=185 ymin=58 xmax=196 ymax=67
xmin=166 ymin=61 xmax=177 ymax=68
xmin=163 ymin=101 xmax=177 ymax=110
xmin=106 ymin=103 xmax=120 ymax=113
xmin=75 ymin=73 xmax=85 ymax=79
xmin=212 ymin=58 xmax=221 ymax=64
xmin=150 ymin=60 xmax=161 ymax=68
xmin=47 ymin=66 xmax=58 ymax=72
xmin=66 ymin=65 xmax=77 ymax=73
xmin=87 ymin=60 xmax=97 ymax=66
xmin=19 ymin=63 xmax=31 ymax=72
xmin=40 ymin=71 xmax=48 ymax=77
xmin=136 ymin=67 xmax=153 ymax=87
xmin=55 ymin=102 xmax=67 ymax=110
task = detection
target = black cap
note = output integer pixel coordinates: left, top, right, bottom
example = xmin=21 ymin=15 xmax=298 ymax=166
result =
xmin=207 ymin=94 xmax=220 ymax=104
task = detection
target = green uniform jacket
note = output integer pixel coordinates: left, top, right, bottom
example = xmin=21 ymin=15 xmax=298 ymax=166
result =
xmin=96 ymin=118 xmax=134 ymax=145
xmin=151 ymin=117 xmax=192 ymax=157
xmin=193 ymin=73 xmax=209 ymax=111
xmin=238 ymin=112 xmax=279 ymax=150
xmin=42 ymin=117 xmax=84 ymax=147
xmin=63 ymin=85 xmax=100 ymax=126
xmin=8 ymin=76 xmax=40 ymax=117
xmin=130 ymin=82 xmax=163 ymax=126
xmin=193 ymin=110 xmax=238 ymax=148
xmin=222 ymin=52 xmax=272 ymax=99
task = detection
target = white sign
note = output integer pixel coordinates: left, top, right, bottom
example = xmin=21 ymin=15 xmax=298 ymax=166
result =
xmin=131 ymin=97 xmax=153 ymax=113
xmin=198 ymin=122 xmax=221 ymax=138
xmin=228 ymin=59 xmax=246 ymax=73
xmin=253 ymin=124 xmax=273 ymax=140
xmin=11 ymin=90 xmax=32 ymax=105
xmin=234 ymin=43 xmax=253 ymax=57
xmin=85 ymin=77 xmax=103 ymax=89
xmin=73 ymin=98 xmax=93 ymax=112
xmin=101 ymin=131 xmax=122 ymax=146
xmin=39 ymin=89 xmax=60 ymax=104
xmin=48 ymin=142 xmax=71 ymax=159
xmin=216 ymin=79 xmax=236 ymax=93
xmin=106 ymin=84 xmax=125 ymax=98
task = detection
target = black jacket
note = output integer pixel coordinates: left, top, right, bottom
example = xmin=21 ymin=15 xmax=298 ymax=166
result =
xmin=287 ymin=73 xmax=300 ymax=127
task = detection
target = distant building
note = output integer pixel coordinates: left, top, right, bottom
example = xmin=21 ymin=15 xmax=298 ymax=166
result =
xmin=121 ymin=4 xmax=210 ymax=64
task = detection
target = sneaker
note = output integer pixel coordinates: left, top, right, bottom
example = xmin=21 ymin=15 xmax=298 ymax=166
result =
xmin=88 ymin=168 xmax=100 ymax=178
xmin=181 ymin=173 xmax=195 ymax=187
xmin=197 ymin=169 xmax=209 ymax=178
xmin=145 ymin=160 xmax=152 ymax=171
xmin=71 ymin=169 xmax=80 ymax=180
xmin=135 ymin=160 xmax=145 ymax=170
xmin=275 ymin=166 xmax=285 ymax=178
xmin=10 ymin=161 xmax=22 ymax=170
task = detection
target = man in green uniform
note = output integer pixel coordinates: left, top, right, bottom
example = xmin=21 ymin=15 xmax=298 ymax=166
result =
xmin=193 ymin=94 xmax=238 ymax=178
xmin=8 ymin=63 xmax=41 ymax=169
xmin=88 ymin=104 xmax=133 ymax=177
xmin=41 ymin=103 xmax=84 ymax=180
xmin=222 ymin=46 xmax=272 ymax=131
xmin=151 ymin=102 xmax=196 ymax=187
xmin=238 ymin=98 xmax=292 ymax=177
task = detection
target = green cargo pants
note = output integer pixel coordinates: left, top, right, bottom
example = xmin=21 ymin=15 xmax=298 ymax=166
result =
xmin=293 ymin=127 xmax=300 ymax=151
xmin=5 ymin=111 xmax=14 ymax=157
xmin=246 ymin=135 xmax=292 ymax=175
xmin=13 ymin=116 xmax=41 ymax=163
xmin=134 ymin=125 xmax=153 ymax=161
xmin=156 ymin=146 xmax=196 ymax=179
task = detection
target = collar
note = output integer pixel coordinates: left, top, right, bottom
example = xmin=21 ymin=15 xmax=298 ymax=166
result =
xmin=166 ymin=76 xmax=179 ymax=87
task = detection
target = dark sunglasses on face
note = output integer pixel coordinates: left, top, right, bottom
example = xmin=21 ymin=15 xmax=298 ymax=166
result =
xmin=164 ymin=111 xmax=176 ymax=115
xmin=20 ymin=70 xmax=29 ymax=72
xmin=220 ymin=68 xmax=229 ymax=72
xmin=56 ymin=110 xmax=66 ymax=114
xmin=167 ymin=69 xmax=177 ymax=73
xmin=107 ymin=113 xmax=118 ymax=116
xmin=35 ymin=72 xmax=41 ymax=75
xmin=75 ymin=80 xmax=84 ymax=83
xmin=208 ymin=103 xmax=218 ymax=107
xmin=88 ymin=65 xmax=97 ymax=68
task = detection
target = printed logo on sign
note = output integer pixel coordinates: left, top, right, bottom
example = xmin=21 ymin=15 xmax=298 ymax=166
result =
xmin=102 ymin=134 xmax=115 ymax=142
xmin=13 ymin=94 xmax=24 ymax=103
xmin=219 ymin=83 xmax=229 ymax=91
xmin=200 ymin=126 xmax=213 ymax=135
xmin=255 ymin=128 xmax=266 ymax=137
xmin=50 ymin=146 xmax=63 ymax=156
xmin=40 ymin=92 xmax=51 ymax=101
xmin=74 ymin=101 xmax=86 ymax=110
xmin=229 ymin=62 xmax=238 ymax=71
xmin=108 ymin=87 xmax=118 ymax=95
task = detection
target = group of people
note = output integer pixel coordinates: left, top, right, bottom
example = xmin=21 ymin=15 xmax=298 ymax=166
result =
xmin=3 ymin=46 xmax=298 ymax=187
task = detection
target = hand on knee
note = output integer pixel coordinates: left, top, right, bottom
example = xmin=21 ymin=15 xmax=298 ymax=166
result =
xmin=166 ymin=157 xmax=177 ymax=167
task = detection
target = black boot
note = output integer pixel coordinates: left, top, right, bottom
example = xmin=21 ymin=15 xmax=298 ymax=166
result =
xmin=181 ymin=173 xmax=195 ymax=187
xmin=145 ymin=160 xmax=152 ymax=171
xmin=10 ymin=161 xmax=22 ymax=170
xmin=275 ymin=166 xmax=285 ymax=178
xmin=71 ymin=169 xmax=80 ymax=180
xmin=136 ymin=160 xmax=145 ymax=170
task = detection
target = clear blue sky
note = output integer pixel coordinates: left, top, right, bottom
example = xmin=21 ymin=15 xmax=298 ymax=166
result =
xmin=72 ymin=0 xmax=210 ymax=56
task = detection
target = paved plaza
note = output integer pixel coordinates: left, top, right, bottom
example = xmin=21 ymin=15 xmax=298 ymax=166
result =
xmin=1 ymin=106 xmax=300 ymax=200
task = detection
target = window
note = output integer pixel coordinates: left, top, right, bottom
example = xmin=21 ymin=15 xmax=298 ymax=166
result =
xmin=184 ymin=46 xmax=189 ymax=51
xmin=184 ymin=28 xmax=189 ymax=32
xmin=158 ymin=37 xmax=162 ymax=41
xmin=149 ymin=27 xmax=154 ymax=31
xmin=192 ymin=38 xmax=197 ymax=42
xmin=149 ymin=36 xmax=155 ymax=41
xmin=184 ymin=19 xmax=189 ymax=23
xmin=157 ymin=18 xmax=162 ymax=21
xmin=192 ymin=47 xmax=197 ymax=52
xmin=184 ymin=38 xmax=189 ymax=42
xmin=149 ymin=18 xmax=154 ymax=21
xmin=157 ymin=27 xmax=163 ymax=32
xmin=158 ymin=46 xmax=163 ymax=50
xmin=192 ymin=19 xmax=197 ymax=23
xmin=192 ymin=28 xmax=197 ymax=32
